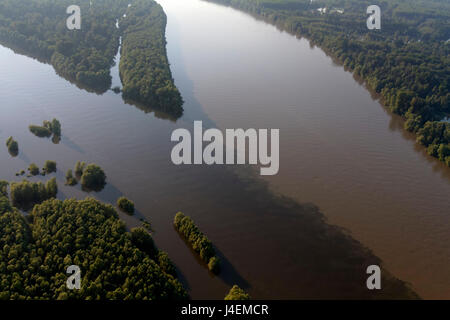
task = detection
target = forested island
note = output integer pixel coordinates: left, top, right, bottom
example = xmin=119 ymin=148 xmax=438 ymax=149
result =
xmin=0 ymin=0 xmax=183 ymax=115
xmin=206 ymin=0 xmax=450 ymax=166
xmin=120 ymin=0 xmax=184 ymax=116
xmin=174 ymin=212 xmax=221 ymax=274
xmin=0 ymin=196 xmax=187 ymax=299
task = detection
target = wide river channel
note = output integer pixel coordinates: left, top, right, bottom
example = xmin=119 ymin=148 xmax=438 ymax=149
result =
xmin=0 ymin=0 xmax=449 ymax=299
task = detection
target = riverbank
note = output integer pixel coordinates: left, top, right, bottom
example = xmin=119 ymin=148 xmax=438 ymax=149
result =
xmin=204 ymin=0 xmax=450 ymax=167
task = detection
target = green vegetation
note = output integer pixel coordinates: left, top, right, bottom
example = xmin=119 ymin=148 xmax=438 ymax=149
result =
xmin=10 ymin=178 xmax=57 ymax=210
xmin=117 ymin=197 xmax=135 ymax=215
xmin=224 ymin=285 xmax=250 ymax=300
xmin=47 ymin=119 xmax=61 ymax=137
xmin=173 ymin=212 xmax=220 ymax=274
xmin=29 ymin=119 xmax=61 ymax=141
xmin=0 ymin=197 xmax=187 ymax=299
xmin=29 ymin=125 xmax=52 ymax=138
xmin=28 ymin=163 xmax=40 ymax=176
xmin=119 ymin=0 xmax=184 ymax=116
xmin=0 ymin=0 xmax=132 ymax=93
xmin=43 ymin=160 xmax=57 ymax=174
xmin=74 ymin=161 xmax=86 ymax=177
xmin=0 ymin=0 xmax=183 ymax=115
xmin=5 ymin=137 xmax=18 ymax=157
xmin=208 ymin=256 xmax=221 ymax=274
xmin=130 ymin=227 xmax=157 ymax=257
xmin=80 ymin=163 xmax=106 ymax=191
xmin=65 ymin=169 xmax=77 ymax=186
xmin=207 ymin=0 xmax=450 ymax=166
xmin=0 ymin=181 xmax=8 ymax=197
xmin=156 ymin=251 xmax=177 ymax=277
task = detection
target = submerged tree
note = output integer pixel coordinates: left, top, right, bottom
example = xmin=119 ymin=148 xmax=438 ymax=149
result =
xmin=6 ymin=136 xmax=18 ymax=157
xmin=117 ymin=197 xmax=135 ymax=215
xmin=81 ymin=163 xmax=106 ymax=191
xmin=43 ymin=160 xmax=57 ymax=174
xmin=65 ymin=169 xmax=77 ymax=186
xmin=74 ymin=161 xmax=86 ymax=177
xmin=28 ymin=163 xmax=40 ymax=176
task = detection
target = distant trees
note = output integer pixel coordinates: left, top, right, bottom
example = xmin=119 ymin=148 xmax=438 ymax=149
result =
xmin=0 ymin=0 xmax=134 ymax=93
xmin=6 ymin=137 xmax=18 ymax=156
xmin=10 ymin=178 xmax=57 ymax=209
xmin=80 ymin=163 xmax=106 ymax=191
xmin=117 ymin=197 xmax=134 ymax=215
xmin=224 ymin=285 xmax=250 ymax=300
xmin=174 ymin=212 xmax=220 ymax=274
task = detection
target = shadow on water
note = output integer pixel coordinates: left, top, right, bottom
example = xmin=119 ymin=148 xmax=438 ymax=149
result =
xmin=60 ymin=135 xmax=85 ymax=154
xmin=180 ymin=162 xmax=421 ymax=299
xmin=148 ymin=7 xmax=420 ymax=298
xmin=214 ymin=247 xmax=251 ymax=290
xmin=122 ymin=97 xmax=183 ymax=122
xmin=17 ymin=151 xmax=31 ymax=164
xmin=174 ymin=226 xmax=250 ymax=291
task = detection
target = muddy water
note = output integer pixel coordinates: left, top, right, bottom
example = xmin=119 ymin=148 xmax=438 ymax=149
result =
xmin=0 ymin=0 xmax=448 ymax=299
xmin=159 ymin=0 xmax=450 ymax=298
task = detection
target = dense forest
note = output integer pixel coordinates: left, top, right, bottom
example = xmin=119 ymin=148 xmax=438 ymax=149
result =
xmin=207 ymin=0 xmax=450 ymax=166
xmin=0 ymin=0 xmax=183 ymax=116
xmin=0 ymin=196 xmax=187 ymax=299
xmin=0 ymin=0 xmax=130 ymax=92
xmin=119 ymin=0 xmax=184 ymax=116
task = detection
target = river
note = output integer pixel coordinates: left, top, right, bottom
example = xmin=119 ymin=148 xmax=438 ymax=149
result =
xmin=0 ymin=0 xmax=449 ymax=299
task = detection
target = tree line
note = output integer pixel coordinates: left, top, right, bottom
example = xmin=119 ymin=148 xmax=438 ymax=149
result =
xmin=119 ymin=0 xmax=184 ymax=117
xmin=174 ymin=212 xmax=220 ymax=274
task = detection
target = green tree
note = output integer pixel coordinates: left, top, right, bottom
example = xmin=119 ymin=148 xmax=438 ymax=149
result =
xmin=81 ymin=164 xmax=106 ymax=191
xmin=224 ymin=285 xmax=250 ymax=300
xmin=43 ymin=160 xmax=57 ymax=174
xmin=117 ymin=197 xmax=134 ymax=215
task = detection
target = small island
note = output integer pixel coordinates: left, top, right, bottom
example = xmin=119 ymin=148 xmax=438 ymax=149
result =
xmin=117 ymin=197 xmax=135 ymax=215
xmin=5 ymin=137 xmax=18 ymax=157
xmin=174 ymin=212 xmax=220 ymax=274
xmin=79 ymin=163 xmax=107 ymax=192
xmin=29 ymin=118 xmax=61 ymax=141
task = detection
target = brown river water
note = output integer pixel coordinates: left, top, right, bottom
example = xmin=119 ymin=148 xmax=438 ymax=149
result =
xmin=0 ymin=0 xmax=449 ymax=299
